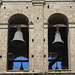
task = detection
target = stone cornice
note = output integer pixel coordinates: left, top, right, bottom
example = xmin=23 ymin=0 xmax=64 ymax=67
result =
xmin=1 ymin=0 xmax=75 ymax=2
xmin=32 ymin=0 xmax=45 ymax=6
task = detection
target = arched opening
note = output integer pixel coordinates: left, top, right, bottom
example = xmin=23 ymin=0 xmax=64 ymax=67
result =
xmin=48 ymin=13 xmax=68 ymax=27
xmin=48 ymin=13 xmax=69 ymax=70
xmin=8 ymin=13 xmax=29 ymax=25
xmin=7 ymin=13 xmax=29 ymax=70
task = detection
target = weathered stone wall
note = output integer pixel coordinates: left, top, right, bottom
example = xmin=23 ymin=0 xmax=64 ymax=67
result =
xmin=0 ymin=0 xmax=75 ymax=73
xmin=0 ymin=25 xmax=8 ymax=72
xmin=44 ymin=1 xmax=75 ymax=73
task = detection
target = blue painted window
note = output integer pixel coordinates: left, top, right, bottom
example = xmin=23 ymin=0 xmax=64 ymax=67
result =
xmin=48 ymin=57 xmax=62 ymax=70
xmin=13 ymin=56 xmax=29 ymax=70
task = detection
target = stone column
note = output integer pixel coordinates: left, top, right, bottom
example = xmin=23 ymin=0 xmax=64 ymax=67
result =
xmin=0 ymin=25 xmax=8 ymax=72
xmin=32 ymin=0 xmax=45 ymax=72
xmin=69 ymin=24 xmax=75 ymax=72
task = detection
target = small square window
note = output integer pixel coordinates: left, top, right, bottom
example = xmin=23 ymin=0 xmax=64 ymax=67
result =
xmin=4 ymin=7 xmax=6 ymax=9
xmin=0 ymin=55 xmax=2 ymax=58
xmin=32 ymin=39 xmax=34 ymax=42
xmin=70 ymin=6 xmax=72 ymax=8
xmin=47 ymin=5 xmax=49 ymax=9
xmin=26 ymin=6 xmax=28 ymax=9
xmin=31 ymin=55 xmax=34 ymax=58
xmin=44 ymin=39 xmax=45 ymax=42
xmin=44 ymin=55 xmax=46 ymax=58
xmin=37 ymin=17 xmax=39 ymax=20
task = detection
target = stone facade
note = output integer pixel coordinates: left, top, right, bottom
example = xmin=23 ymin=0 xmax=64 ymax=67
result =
xmin=0 ymin=0 xmax=75 ymax=74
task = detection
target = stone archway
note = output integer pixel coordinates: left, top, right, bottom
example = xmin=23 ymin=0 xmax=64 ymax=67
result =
xmin=7 ymin=13 xmax=29 ymax=70
xmin=48 ymin=13 xmax=69 ymax=70
xmin=48 ymin=13 xmax=68 ymax=27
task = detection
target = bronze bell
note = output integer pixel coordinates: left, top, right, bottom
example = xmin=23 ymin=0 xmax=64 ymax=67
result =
xmin=52 ymin=24 xmax=64 ymax=44
xmin=11 ymin=30 xmax=25 ymax=42
xmin=11 ymin=25 xmax=25 ymax=47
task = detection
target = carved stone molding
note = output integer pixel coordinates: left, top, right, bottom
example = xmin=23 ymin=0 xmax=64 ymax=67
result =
xmin=32 ymin=0 xmax=45 ymax=6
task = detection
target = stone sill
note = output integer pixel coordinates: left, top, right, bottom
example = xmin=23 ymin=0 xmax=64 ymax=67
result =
xmin=7 ymin=70 xmax=29 ymax=72
xmin=3 ymin=70 xmax=29 ymax=73
xmin=1 ymin=69 xmax=71 ymax=74
xmin=48 ymin=69 xmax=71 ymax=73
xmin=1 ymin=73 xmax=75 ymax=75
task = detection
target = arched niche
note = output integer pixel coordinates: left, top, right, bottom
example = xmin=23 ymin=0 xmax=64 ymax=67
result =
xmin=8 ymin=13 xmax=29 ymax=25
xmin=7 ymin=13 xmax=29 ymax=70
xmin=48 ymin=13 xmax=69 ymax=70
xmin=48 ymin=13 xmax=68 ymax=27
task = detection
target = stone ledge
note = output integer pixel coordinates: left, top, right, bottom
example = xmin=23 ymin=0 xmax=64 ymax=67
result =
xmin=1 ymin=73 xmax=75 ymax=75
xmin=45 ymin=0 xmax=74 ymax=2
xmin=2 ymin=0 xmax=31 ymax=1
xmin=32 ymin=0 xmax=45 ymax=5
